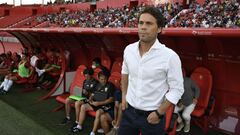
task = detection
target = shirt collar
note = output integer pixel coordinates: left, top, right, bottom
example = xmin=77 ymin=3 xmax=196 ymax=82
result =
xmin=136 ymin=39 xmax=165 ymax=52
xmin=151 ymin=39 xmax=165 ymax=50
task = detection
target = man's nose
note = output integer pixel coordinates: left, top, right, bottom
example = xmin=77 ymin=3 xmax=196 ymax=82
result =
xmin=140 ymin=23 xmax=147 ymax=30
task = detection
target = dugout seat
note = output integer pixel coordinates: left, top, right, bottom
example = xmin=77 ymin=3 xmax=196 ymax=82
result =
xmin=190 ymin=67 xmax=214 ymax=134
xmin=54 ymin=65 xmax=86 ymax=111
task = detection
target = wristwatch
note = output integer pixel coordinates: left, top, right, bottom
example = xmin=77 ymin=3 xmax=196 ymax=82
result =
xmin=154 ymin=110 xmax=164 ymax=119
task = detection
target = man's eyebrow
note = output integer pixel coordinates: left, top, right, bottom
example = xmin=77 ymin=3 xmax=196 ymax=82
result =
xmin=139 ymin=20 xmax=154 ymax=24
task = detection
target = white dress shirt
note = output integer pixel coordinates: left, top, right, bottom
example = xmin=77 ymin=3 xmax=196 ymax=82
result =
xmin=122 ymin=39 xmax=184 ymax=111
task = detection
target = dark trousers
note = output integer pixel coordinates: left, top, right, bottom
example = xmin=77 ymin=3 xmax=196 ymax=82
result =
xmin=118 ymin=104 xmax=165 ymax=135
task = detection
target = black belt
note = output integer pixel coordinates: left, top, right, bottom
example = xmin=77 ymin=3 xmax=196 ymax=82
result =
xmin=128 ymin=103 xmax=154 ymax=116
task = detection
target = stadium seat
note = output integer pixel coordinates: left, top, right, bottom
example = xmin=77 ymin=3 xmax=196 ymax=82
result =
xmin=190 ymin=67 xmax=214 ymax=134
xmin=15 ymin=77 xmax=28 ymax=84
xmin=101 ymin=51 xmax=111 ymax=70
xmin=27 ymin=73 xmax=38 ymax=84
xmin=165 ymin=105 xmax=178 ymax=135
xmin=108 ymin=72 xmax=121 ymax=90
xmin=111 ymin=58 xmax=122 ymax=73
xmin=87 ymin=110 xmax=96 ymax=117
xmin=14 ymin=67 xmax=38 ymax=92
xmin=54 ymin=65 xmax=86 ymax=111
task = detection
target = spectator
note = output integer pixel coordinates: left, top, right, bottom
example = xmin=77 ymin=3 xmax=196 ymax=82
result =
xmin=174 ymin=74 xmax=200 ymax=133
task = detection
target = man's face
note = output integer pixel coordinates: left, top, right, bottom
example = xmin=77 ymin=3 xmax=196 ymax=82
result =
xmin=138 ymin=13 xmax=161 ymax=43
xmin=84 ymin=74 xmax=91 ymax=80
xmin=92 ymin=61 xmax=97 ymax=69
xmin=98 ymin=75 xmax=107 ymax=85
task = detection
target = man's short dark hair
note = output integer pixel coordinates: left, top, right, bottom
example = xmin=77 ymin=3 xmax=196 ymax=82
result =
xmin=83 ymin=68 xmax=94 ymax=75
xmin=93 ymin=57 xmax=101 ymax=65
xmin=98 ymin=69 xmax=110 ymax=79
xmin=138 ymin=6 xmax=165 ymax=28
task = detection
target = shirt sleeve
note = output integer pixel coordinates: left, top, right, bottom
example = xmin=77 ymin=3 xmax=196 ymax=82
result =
xmin=108 ymin=83 xmax=115 ymax=98
xmin=121 ymin=47 xmax=129 ymax=75
xmin=165 ymin=53 xmax=184 ymax=105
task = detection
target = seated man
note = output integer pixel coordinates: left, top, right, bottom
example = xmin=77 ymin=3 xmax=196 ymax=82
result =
xmin=35 ymin=49 xmax=61 ymax=77
xmin=174 ymin=75 xmax=200 ymax=133
xmin=0 ymin=54 xmax=33 ymax=95
xmin=91 ymin=57 xmax=109 ymax=72
xmin=37 ymin=50 xmax=62 ymax=87
xmin=60 ymin=68 xmax=98 ymax=125
xmin=71 ymin=70 xmax=115 ymax=135
xmin=0 ymin=53 xmax=20 ymax=77
xmin=101 ymin=89 xmax=122 ymax=135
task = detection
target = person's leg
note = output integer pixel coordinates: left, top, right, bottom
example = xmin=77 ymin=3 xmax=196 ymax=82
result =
xmin=100 ymin=112 xmax=113 ymax=134
xmin=75 ymin=100 xmax=84 ymax=122
xmin=72 ymin=103 xmax=93 ymax=133
xmin=174 ymin=105 xmax=184 ymax=131
xmin=2 ymin=77 xmax=9 ymax=90
xmin=4 ymin=79 xmax=13 ymax=92
xmin=78 ymin=104 xmax=92 ymax=125
xmin=65 ymin=98 xmax=74 ymax=118
xmin=118 ymin=107 xmax=140 ymax=135
xmin=0 ymin=77 xmax=8 ymax=94
xmin=60 ymin=98 xmax=75 ymax=125
xmin=115 ymin=103 xmax=122 ymax=128
xmin=174 ymin=105 xmax=184 ymax=123
xmin=3 ymin=75 xmax=17 ymax=93
xmin=0 ymin=77 xmax=8 ymax=89
xmin=90 ymin=109 xmax=104 ymax=135
xmin=182 ymin=103 xmax=196 ymax=132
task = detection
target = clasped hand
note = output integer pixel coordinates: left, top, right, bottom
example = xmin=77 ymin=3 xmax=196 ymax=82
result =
xmin=147 ymin=112 xmax=161 ymax=124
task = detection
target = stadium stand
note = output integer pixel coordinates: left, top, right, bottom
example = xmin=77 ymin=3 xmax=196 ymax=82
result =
xmin=0 ymin=0 xmax=239 ymax=28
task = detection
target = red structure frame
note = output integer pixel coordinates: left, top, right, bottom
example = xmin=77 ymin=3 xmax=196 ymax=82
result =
xmin=0 ymin=27 xmax=239 ymax=134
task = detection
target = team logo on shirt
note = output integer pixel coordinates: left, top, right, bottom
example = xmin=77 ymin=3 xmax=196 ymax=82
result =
xmin=105 ymin=87 xmax=108 ymax=92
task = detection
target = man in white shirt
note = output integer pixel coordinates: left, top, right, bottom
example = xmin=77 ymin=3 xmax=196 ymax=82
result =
xmin=118 ymin=7 xmax=184 ymax=135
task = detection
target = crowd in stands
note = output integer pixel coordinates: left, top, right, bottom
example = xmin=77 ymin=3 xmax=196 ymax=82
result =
xmin=35 ymin=0 xmax=240 ymax=28
xmin=168 ymin=0 xmax=240 ymax=28
xmin=0 ymin=47 xmax=63 ymax=94
xmin=47 ymin=0 xmax=76 ymax=5
xmin=36 ymin=3 xmax=182 ymax=28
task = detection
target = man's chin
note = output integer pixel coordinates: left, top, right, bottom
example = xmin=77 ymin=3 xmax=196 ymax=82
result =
xmin=140 ymin=38 xmax=148 ymax=43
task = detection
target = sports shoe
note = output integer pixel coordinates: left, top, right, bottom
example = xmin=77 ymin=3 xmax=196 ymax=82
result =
xmin=59 ymin=117 xmax=71 ymax=125
xmin=71 ymin=126 xmax=82 ymax=133
xmin=176 ymin=122 xmax=184 ymax=132
xmin=184 ymin=123 xmax=190 ymax=132
xmin=97 ymin=128 xmax=104 ymax=133
xmin=71 ymin=122 xmax=78 ymax=129
xmin=107 ymin=128 xmax=118 ymax=135
xmin=0 ymin=90 xmax=7 ymax=95
xmin=90 ymin=131 xmax=95 ymax=135
xmin=0 ymin=90 xmax=4 ymax=95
